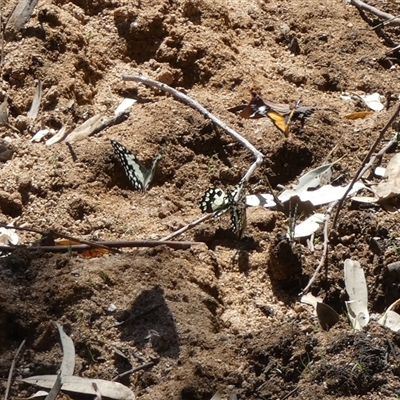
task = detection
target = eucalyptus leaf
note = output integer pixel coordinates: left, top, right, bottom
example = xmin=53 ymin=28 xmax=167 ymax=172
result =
xmin=22 ymin=375 xmax=135 ymax=400
xmin=344 ymin=259 xmax=369 ymax=330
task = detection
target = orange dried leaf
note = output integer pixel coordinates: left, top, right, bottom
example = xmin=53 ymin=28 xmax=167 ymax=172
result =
xmin=81 ymin=247 xmax=111 ymax=258
xmin=345 ymin=111 xmax=374 ymax=120
xmin=55 ymin=239 xmax=80 ymax=246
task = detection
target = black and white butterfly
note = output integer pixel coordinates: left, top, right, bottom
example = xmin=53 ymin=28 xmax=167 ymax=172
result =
xmin=199 ymin=184 xmax=247 ymax=237
xmin=111 ymin=140 xmax=161 ymax=191
xmin=199 ymin=187 xmax=230 ymax=214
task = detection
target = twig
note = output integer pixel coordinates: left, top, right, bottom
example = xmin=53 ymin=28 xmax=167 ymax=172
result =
xmin=91 ymin=111 xmax=129 ymax=136
xmin=0 ymin=224 xmax=119 ymax=253
xmin=350 ymin=0 xmax=400 ymax=26
xmin=357 ymin=132 xmax=398 ymax=178
xmin=112 ymin=361 xmax=156 ymax=381
xmin=372 ymin=14 xmax=400 ymax=30
xmin=281 ymin=387 xmax=299 ymax=400
xmin=0 ymin=11 xmax=4 ymax=71
xmin=160 ymin=213 xmax=212 ymax=241
xmin=122 ymin=74 xmax=264 ymax=164
xmin=0 ymin=240 xmax=197 ymax=253
xmin=4 ymin=339 xmax=26 ymax=400
xmin=300 ymin=201 xmax=337 ymax=296
xmin=332 ymin=104 xmax=400 ymax=228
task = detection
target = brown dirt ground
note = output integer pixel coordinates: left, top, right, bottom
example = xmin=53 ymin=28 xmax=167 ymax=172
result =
xmin=1 ymin=0 xmax=400 ymax=399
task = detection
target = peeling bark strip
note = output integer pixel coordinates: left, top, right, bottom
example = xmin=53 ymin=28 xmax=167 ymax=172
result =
xmin=350 ymin=0 xmax=400 ymax=26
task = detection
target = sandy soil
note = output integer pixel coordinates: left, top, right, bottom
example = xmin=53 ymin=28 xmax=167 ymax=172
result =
xmin=1 ymin=0 xmax=400 ymax=399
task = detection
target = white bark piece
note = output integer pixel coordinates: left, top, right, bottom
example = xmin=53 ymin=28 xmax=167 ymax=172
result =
xmin=361 ymin=93 xmax=384 ymax=112
xmin=0 ymin=227 xmax=19 ymax=246
xmin=376 ymin=153 xmax=400 ymax=200
xmin=114 ymin=98 xmax=137 ymax=116
xmin=65 ymin=114 xmax=103 ymax=143
xmin=27 ymin=81 xmax=42 ymax=120
xmin=46 ymin=126 xmax=69 ymax=146
xmin=8 ymin=0 xmax=38 ymax=31
xmin=30 ymin=129 xmax=51 ymax=142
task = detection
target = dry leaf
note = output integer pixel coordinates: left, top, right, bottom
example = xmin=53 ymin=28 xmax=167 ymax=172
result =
xmin=316 ymin=302 xmax=340 ymax=331
xmin=44 ymin=373 xmax=61 ymax=400
xmin=344 ymin=111 xmax=374 ymax=120
xmin=210 ymin=391 xmax=222 ymax=400
xmin=81 ymin=247 xmax=111 ymax=258
xmin=55 ymin=323 xmax=75 ymax=376
xmin=54 ymin=239 xmax=80 ymax=246
xmin=377 ymin=298 xmax=400 ymax=332
xmin=378 ymin=310 xmax=400 ymax=332
xmin=246 ymin=182 xmax=366 ymax=208
xmin=291 ymin=213 xmax=325 ymax=238
xmin=22 ymin=375 xmax=136 ymax=400
xmin=344 ymin=259 xmax=369 ymax=330
xmin=46 ymin=126 xmax=70 ymax=146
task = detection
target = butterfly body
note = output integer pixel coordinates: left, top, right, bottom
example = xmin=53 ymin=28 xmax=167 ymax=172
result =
xmin=111 ymin=140 xmax=161 ymax=191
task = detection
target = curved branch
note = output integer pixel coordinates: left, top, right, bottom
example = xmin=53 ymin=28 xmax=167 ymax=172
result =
xmin=350 ymin=0 xmax=400 ymax=26
xmin=122 ymin=74 xmax=264 ymax=163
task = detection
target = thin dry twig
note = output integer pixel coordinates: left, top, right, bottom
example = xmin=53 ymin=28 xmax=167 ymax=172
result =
xmin=160 ymin=214 xmax=212 ymax=241
xmin=300 ymin=201 xmax=337 ymax=296
xmin=0 ymin=240 xmax=197 ymax=253
xmin=0 ymin=224 xmax=120 ymax=253
xmin=350 ymin=0 xmax=400 ymax=26
xmin=358 ymin=131 xmax=398 ymax=178
xmin=122 ymin=74 xmax=264 ymax=164
xmin=4 ymin=339 xmax=26 ymax=400
xmin=112 ymin=361 xmax=156 ymax=381
xmin=333 ymin=104 xmax=400 ymax=228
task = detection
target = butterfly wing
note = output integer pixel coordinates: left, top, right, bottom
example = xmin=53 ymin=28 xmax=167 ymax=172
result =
xmin=266 ymin=110 xmax=288 ymax=134
xmin=111 ymin=140 xmax=149 ymax=191
xmin=199 ymin=187 xmax=229 ymax=213
xmin=228 ymin=185 xmax=247 ymax=238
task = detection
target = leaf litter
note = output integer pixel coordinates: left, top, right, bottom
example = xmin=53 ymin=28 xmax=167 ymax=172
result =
xmin=2 ymin=0 xmax=400 ymax=398
xmin=22 ymin=323 xmax=136 ymax=400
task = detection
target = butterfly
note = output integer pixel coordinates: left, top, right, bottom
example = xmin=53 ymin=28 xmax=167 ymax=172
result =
xmin=228 ymin=88 xmax=315 ymax=135
xmin=111 ymin=140 xmax=162 ymax=191
xmin=199 ymin=184 xmax=247 ymax=238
